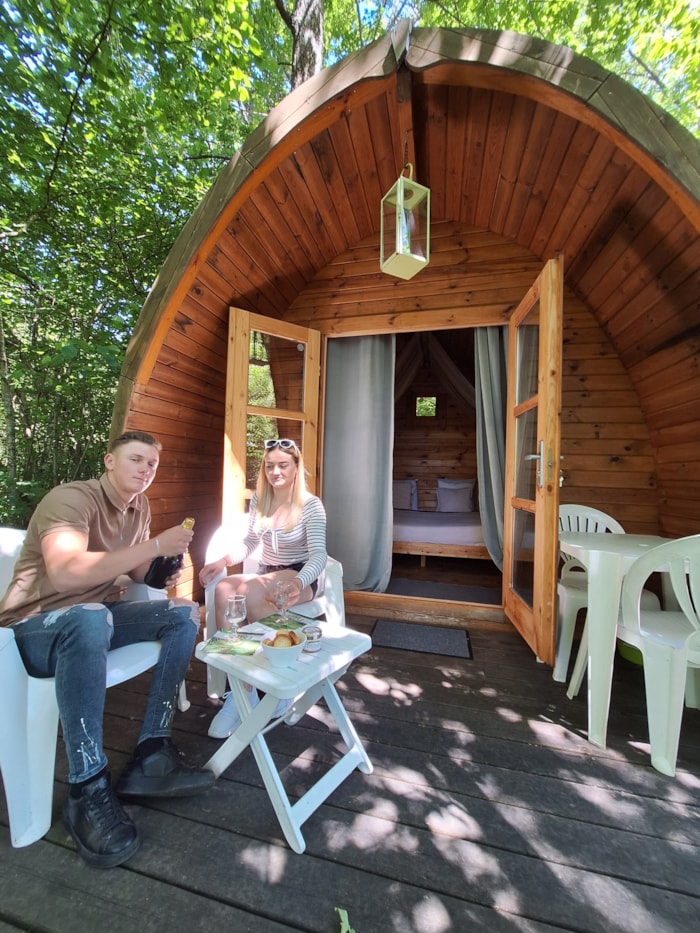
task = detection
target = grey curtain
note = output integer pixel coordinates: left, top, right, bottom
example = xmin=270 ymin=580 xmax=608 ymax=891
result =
xmin=474 ymin=327 xmax=508 ymax=569
xmin=322 ymin=335 xmax=395 ymax=591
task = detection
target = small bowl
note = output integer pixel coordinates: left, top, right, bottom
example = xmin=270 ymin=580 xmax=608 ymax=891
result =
xmin=261 ymin=630 xmax=307 ymax=668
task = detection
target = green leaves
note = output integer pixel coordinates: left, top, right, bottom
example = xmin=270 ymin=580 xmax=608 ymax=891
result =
xmin=0 ymin=0 xmax=697 ymax=526
xmin=0 ymin=0 xmax=267 ymax=522
xmin=418 ymin=1 xmax=699 ymax=133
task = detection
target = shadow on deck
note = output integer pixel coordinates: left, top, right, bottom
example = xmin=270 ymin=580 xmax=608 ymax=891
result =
xmin=1 ymin=617 xmax=699 ymax=932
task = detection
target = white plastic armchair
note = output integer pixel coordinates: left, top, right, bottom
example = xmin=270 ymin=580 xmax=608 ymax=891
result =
xmin=616 ymin=533 xmax=700 ymax=776
xmin=553 ymin=506 xmax=626 ymax=682
xmin=202 ymin=525 xmax=345 ymax=697
xmin=0 ymin=527 xmax=165 ymax=847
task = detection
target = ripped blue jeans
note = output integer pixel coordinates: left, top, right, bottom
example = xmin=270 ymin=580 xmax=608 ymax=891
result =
xmin=11 ymin=599 xmax=200 ymax=783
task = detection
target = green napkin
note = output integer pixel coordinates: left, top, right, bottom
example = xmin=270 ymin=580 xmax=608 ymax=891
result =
xmin=201 ymin=636 xmax=259 ymax=656
xmin=256 ymin=611 xmax=306 ymax=630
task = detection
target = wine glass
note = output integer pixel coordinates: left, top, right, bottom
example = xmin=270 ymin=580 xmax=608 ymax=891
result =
xmin=273 ymin=581 xmax=295 ymax=623
xmin=223 ymin=595 xmax=246 ymax=640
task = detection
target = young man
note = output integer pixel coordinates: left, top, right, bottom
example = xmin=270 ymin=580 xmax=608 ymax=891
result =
xmin=0 ymin=431 xmax=214 ymax=868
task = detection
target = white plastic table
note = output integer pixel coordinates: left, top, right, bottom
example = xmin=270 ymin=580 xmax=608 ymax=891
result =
xmin=195 ymin=626 xmax=373 ymax=853
xmin=558 ymin=532 xmax=666 ymax=747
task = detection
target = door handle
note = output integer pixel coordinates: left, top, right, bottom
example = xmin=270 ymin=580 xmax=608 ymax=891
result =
xmin=524 ymin=440 xmax=545 ymax=488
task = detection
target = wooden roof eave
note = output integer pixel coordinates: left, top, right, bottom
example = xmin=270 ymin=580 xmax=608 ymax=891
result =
xmin=406 ymin=27 xmax=700 ymax=233
xmin=112 ymin=22 xmax=413 ymax=433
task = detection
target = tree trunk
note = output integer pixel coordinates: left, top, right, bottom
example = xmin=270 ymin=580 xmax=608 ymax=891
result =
xmin=276 ymin=0 xmax=324 ymax=89
xmin=0 ymin=308 xmax=17 ymax=485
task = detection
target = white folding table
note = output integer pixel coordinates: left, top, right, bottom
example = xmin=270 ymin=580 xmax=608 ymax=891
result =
xmin=195 ymin=626 xmax=373 ymax=853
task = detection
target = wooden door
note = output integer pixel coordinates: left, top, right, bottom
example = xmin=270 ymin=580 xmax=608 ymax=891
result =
xmin=502 ymin=257 xmax=563 ymax=664
xmin=223 ymin=310 xmax=322 ymax=517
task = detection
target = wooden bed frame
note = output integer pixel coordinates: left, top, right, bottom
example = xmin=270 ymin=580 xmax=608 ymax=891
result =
xmin=392 ymin=540 xmax=491 ymax=567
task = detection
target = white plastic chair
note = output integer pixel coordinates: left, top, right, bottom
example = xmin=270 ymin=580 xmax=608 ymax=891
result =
xmin=616 ymin=534 xmax=700 ymax=776
xmin=0 ymin=527 xmax=179 ymax=846
xmin=553 ymin=506 xmax=626 ymax=682
xmin=203 ymin=525 xmax=345 ymax=697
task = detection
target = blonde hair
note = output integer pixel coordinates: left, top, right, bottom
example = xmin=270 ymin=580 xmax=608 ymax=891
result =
xmin=254 ymin=441 xmax=309 ymax=532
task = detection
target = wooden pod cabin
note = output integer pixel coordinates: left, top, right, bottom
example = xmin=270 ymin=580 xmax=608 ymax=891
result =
xmin=112 ymin=24 xmax=700 ymax=660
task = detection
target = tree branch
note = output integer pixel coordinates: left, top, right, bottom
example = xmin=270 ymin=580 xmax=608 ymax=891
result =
xmin=273 ymin=0 xmax=294 ymax=31
xmin=629 ymin=50 xmax=666 ymax=91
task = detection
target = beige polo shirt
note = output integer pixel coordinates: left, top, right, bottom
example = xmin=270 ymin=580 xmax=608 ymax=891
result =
xmin=0 ymin=473 xmax=150 ymax=626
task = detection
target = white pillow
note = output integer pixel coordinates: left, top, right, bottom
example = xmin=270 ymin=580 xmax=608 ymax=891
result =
xmin=393 ymin=479 xmax=418 ymax=510
xmin=438 ymin=477 xmax=475 ymax=489
xmin=436 ymin=482 xmax=475 ymax=512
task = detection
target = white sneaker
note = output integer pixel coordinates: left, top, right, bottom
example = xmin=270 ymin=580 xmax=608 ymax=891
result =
xmin=208 ymin=690 xmax=258 ymax=739
xmin=208 ymin=692 xmax=292 ymax=739
xmin=272 ymin=698 xmax=294 ymax=720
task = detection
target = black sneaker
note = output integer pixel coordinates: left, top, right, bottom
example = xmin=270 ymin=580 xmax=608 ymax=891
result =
xmin=115 ymin=739 xmax=216 ymax=799
xmin=62 ymin=772 xmax=140 ymax=869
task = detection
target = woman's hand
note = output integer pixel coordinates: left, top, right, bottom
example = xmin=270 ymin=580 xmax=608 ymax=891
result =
xmin=286 ymin=577 xmax=304 ymax=607
xmin=264 ymin=576 xmax=303 ymax=610
xmin=199 ymin=558 xmax=227 ymax=587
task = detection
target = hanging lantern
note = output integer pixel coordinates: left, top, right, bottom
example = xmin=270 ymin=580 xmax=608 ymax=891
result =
xmin=380 ymin=163 xmax=430 ymax=280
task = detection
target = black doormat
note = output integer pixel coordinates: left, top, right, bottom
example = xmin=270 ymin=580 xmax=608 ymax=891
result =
xmin=371 ymin=620 xmax=473 ymax=659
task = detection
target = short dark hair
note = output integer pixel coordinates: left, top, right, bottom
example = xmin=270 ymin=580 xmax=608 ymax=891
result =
xmin=109 ymin=430 xmax=162 ymax=452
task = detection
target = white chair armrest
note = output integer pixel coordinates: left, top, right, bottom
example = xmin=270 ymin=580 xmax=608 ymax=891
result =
xmin=204 ymin=569 xmax=229 ymax=697
xmin=122 ymin=580 xmax=168 ymax=601
xmin=204 ymin=570 xmax=228 ymax=639
xmin=292 ymin=557 xmax=345 ymax=626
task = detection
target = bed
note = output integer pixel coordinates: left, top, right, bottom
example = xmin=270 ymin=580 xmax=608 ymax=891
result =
xmin=392 ymin=478 xmax=491 ymax=565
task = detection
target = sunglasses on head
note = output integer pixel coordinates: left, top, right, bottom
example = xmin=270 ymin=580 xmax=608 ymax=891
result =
xmin=264 ymin=438 xmax=299 ymax=451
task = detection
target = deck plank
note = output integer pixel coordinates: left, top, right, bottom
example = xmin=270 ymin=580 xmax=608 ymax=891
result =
xmin=2 ymin=622 xmax=699 ymax=932
xmin=0 ymin=838 xmax=291 ymax=931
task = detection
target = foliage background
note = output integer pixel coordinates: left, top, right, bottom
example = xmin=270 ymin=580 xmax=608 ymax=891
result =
xmin=1 ymin=0 xmax=698 ymax=525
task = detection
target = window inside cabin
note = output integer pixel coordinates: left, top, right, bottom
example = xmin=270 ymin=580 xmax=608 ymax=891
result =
xmin=416 ymin=396 xmax=437 ymax=417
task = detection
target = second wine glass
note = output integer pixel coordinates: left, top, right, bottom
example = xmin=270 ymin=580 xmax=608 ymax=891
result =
xmin=224 ymin=595 xmax=246 ymax=640
xmin=273 ymin=580 xmax=295 ymax=623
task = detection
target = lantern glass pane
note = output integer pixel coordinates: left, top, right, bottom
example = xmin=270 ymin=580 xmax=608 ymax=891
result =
xmin=380 ymin=174 xmax=430 ymax=280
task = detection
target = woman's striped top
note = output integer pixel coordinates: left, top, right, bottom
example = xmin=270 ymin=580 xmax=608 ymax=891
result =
xmin=229 ymin=493 xmax=327 ymax=591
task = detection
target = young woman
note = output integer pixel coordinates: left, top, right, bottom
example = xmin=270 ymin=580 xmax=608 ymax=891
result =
xmin=199 ymin=438 xmax=327 ymax=737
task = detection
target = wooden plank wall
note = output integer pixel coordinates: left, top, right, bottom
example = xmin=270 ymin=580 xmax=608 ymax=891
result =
xmin=560 ymin=294 xmax=658 ymax=533
xmin=630 ymin=337 xmax=700 ymax=539
xmin=124 ymin=304 xmax=230 ymax=594
xmin=123 ymin=223 xmax=661 ymax=600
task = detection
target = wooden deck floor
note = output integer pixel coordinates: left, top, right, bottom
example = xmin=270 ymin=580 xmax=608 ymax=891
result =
xmin=1 ymin=617 xmax=699 ymax=933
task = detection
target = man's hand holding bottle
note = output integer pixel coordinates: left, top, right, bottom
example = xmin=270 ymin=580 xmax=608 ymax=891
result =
xmin=144 ymin=518 xmax=195 ymax=589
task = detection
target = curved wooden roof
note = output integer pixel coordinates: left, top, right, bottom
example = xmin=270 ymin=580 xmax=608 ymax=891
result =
xmin=113 ymin=24 xmax=700 ymax=584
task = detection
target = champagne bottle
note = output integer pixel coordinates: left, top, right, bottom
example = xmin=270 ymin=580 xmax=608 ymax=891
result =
xmin=144 ymin=517 xmax=195 ymax=589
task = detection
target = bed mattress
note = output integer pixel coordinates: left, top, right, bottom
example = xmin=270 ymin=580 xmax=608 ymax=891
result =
xmin=393 ymin=509 xmax=485 ymax=547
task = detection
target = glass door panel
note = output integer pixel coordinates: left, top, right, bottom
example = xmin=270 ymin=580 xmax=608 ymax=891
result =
xmin=515 ymin=304 xmax=539 ymax=405
xmin=245 ymin=413 xmax=304 ymax=488
xmin=511 ymin=508 xmax=535 ymax=605
xmin=514 ymin=405 xmax=538 ymax=500
xmin=248 ymin=329 xmax=306 ymax=411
